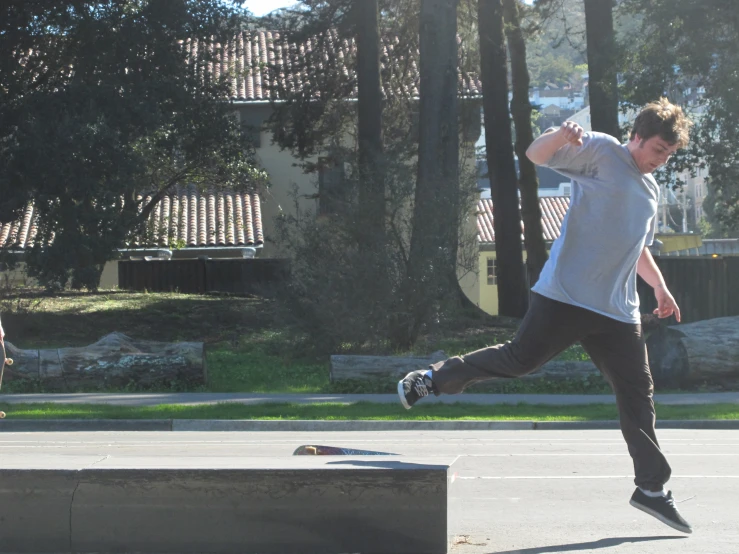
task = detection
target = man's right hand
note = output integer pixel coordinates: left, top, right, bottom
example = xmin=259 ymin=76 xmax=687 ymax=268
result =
xmin=560 ymin=121 xmax=584 ymax=146
xmin=526 ymin=120 xmax=585 ymax=165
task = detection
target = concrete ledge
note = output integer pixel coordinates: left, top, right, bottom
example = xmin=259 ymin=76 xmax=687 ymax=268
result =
xmin=0 ymin=470 xmax=79 ymax=552
xmin=0 ymin=457 xmax=459 ymax=554
xmin=1 ymin=419 xmax=738 ymax=432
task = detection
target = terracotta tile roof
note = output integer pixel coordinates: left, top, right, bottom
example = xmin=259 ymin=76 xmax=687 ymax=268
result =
xmin=132 ymin=185 xmax=263 ymax=248
xmin=477 ymin=196 xmax=570 ymax=244
xmin=0 ymin=186 xmax=263 ymax=251
xmin=182 ymin=30 xmax=481 ymax=102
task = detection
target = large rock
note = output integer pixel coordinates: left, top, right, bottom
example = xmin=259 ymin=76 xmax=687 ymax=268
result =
xmin=646 ymin=316 xmax=739 ymax=388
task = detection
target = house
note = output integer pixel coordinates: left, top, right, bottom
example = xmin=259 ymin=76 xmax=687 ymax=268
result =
xmin=529 ymin=87 xmax=585 ymax=111
xmin=473 ymin=196 xmax=570 ymax=315
xmin=1 ymin=30 xmax=483 ymax=292
xmin=476 ymin=160 xmax=571 ymax=197
xmin=0 ymin=186 xmax=265 ymax=288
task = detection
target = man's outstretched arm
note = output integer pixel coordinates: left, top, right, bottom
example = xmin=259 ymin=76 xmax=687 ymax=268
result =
xmin=526 ymin=121 xmax=584 ymax=165
xmin=637 ymin=247 xmax=681 ymax=322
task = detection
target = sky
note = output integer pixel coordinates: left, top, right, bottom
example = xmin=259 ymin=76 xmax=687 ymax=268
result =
xmin=243 ymin=0 xmax=535 ymax=17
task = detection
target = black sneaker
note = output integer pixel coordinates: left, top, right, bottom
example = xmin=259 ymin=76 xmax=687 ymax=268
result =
xmin=397 ymin=370 xmax=435 ymax=409
xmin=629 ymin=488 xmax=692 ymax=534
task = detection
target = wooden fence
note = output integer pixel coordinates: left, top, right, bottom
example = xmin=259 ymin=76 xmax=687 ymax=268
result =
xmin=119 ymin=256 xmax=738 ymax=322
xmin=118 ymin=258 xmax=289 ymax=294
xmin=637 ymin=257 xmax=739 ymax=323
xmin=524 ymin=256 xmax=739 ymax=324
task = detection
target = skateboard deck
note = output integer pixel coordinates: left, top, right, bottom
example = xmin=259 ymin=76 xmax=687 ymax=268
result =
xmin=293 ymin=444 xmax=397 ymax=456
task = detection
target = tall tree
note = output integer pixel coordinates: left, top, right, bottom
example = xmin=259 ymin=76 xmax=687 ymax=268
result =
xmin=478 ymin=0 xmax=527 ymax=317
xmin=584 ymin=0 xmax=620 ymax=137
xmin=266 ymin=1 xmax=486 ymax=351
xmin=355 ymin=0 xmax=386 ymax=249
xmin=403 ymin=0 xmax=461 ymax=344
xmin=503 ymin=0 xmax=548 ymax=286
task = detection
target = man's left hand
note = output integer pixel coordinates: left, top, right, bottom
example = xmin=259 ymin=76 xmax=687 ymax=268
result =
xmin=654 ymin=285 xmax=681 ymax=322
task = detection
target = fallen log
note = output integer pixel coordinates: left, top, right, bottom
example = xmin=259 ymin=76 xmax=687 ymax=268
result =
xmin=329 ymin=351 xmax=599 ymax=382
xmin=646 ymin=316 xmax=739 ymax=388
xmin=329 ymin=351 xmax=448 ymax=382
xmin=3 ymin=332 xmax=206 ymax=390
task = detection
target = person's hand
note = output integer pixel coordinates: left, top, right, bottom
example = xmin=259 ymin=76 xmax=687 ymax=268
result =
xmin=654 ymin=285 xmax=681 ymax=322
xmin=559 ymin=121 xmax=584 ymax=146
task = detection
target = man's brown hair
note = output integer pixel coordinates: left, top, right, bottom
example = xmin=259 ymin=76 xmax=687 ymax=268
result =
xmin=630 ymin=98 xmax=692 ymax=148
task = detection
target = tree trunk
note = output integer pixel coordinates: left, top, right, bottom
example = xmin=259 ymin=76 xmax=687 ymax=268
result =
xmin=646 ymin=317 xmax=739 ymax=389
xmin=503 ymin=0 xmax=548 ymax=287
xmin=401 ymin=0 xmax=460 ymax=346
xmin=2 ymin=332 xmax=205 ymax=390
xmin=355 ymin=0 xmax=385 ymax=244
xmin=478 ymin=0 xmax=527 ymax=317
xmin=584 ymin=0 xmax=620 ymax=138
xmin=330 ymin=353 xmax=598 ymax=382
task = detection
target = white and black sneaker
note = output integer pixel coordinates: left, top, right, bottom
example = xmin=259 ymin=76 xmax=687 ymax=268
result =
xmin=397 ymin=370 xmax=436 ymax=409
xmin=630 ymin=488 xmax=693 ymax=534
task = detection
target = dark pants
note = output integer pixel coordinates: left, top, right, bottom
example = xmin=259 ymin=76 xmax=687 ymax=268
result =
xmin=430 ymin=293 xmax=671 ymax=491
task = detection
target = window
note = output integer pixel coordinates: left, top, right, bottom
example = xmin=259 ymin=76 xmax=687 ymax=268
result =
xmin=238 ymin=108 xmax=265 ymax=148
xmin=487 ymin=257 xmax=497 ymax=285
xmin=318 ymin=161 xmax=346 ymax=215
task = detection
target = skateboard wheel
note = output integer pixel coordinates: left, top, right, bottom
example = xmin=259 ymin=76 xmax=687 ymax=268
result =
xmin=5 ymin=358 xmax=12 ymax=366
xmin=0 ymin=412 xmax=5 ymax=419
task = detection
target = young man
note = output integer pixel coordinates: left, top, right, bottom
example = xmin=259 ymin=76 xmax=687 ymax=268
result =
xmin=398 ymin=98 xmax=693 ymax=534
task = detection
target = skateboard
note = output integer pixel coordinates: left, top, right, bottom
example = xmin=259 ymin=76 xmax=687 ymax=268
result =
xmin=293 ymin=444 xmax=397 ymax=456
xmin=0 ymin=340 xmax=13 ymax=418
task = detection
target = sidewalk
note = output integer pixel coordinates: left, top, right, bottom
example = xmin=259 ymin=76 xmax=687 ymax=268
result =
xmin=1 ymin=391 xmax=738 ymax=406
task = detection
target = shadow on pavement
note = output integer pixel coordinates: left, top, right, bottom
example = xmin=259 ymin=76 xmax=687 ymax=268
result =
xmin=488 ymin=535 xmax=688 ymax=553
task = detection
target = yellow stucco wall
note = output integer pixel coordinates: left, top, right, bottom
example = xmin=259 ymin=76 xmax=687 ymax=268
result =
xmin=471 ymin=248 xmax=540 ymax=316
xmin=254 ymin=139 xmax=319 ymax=258
xmin=478 ymin=250 xmax=499 ymax=315
xmin=656 ymin=233 xmax=702 ymax=254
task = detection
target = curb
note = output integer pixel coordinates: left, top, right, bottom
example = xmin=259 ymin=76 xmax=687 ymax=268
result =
xmin=1 ymin=419 xmax=739 ymax=432
xmin=0 ymin=419 xmax=172 ymax=432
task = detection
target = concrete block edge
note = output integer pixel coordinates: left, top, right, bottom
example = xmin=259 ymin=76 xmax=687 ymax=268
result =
xmin=1 ymin=419 xmax=738 ymax=431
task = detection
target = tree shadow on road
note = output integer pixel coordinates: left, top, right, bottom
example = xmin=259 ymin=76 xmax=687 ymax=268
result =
xmin=488 ymin=535 xmax=687 ymax=553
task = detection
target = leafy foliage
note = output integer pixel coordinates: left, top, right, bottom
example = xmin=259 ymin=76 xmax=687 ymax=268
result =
xmin=265 ymin=0 xmax=482 ymax=351
xmin=0 ymin=0 xmax=265 ymax=290
xmin=618 ymin=0 xmax=739 ymax=235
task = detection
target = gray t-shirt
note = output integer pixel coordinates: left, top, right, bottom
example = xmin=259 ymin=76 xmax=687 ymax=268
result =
xmin=531 ymin=131 xmax=659 ymax=324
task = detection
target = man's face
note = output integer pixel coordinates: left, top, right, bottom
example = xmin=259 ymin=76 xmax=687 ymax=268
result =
xmin=631 ymin=134 xmax=680 ymax=174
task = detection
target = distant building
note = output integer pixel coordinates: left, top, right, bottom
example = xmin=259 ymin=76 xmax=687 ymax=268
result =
xmin=476 ymin=160 xmax=570 ymax=198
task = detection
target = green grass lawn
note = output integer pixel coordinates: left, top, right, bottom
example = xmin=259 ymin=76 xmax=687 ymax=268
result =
xmin=1 ymin=288 xmax=607 ymax=395
xmin=2 ymin=401 xmax=739 ymax=420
